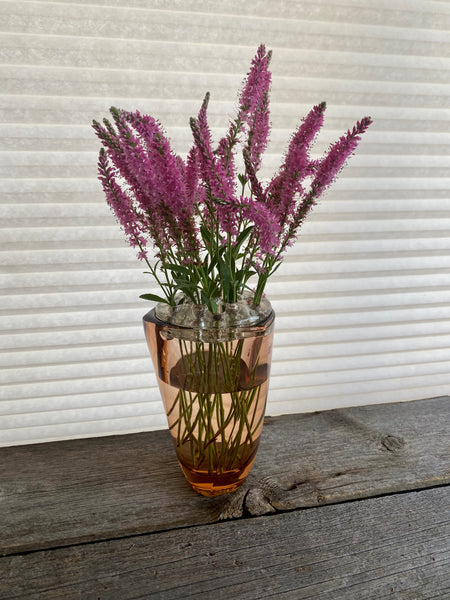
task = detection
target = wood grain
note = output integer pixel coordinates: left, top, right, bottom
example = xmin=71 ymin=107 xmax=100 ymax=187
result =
xmin=0 ymin=397 xmax=449 ymax=556
xmin=1 ymin=487 xmax=449 ymax=599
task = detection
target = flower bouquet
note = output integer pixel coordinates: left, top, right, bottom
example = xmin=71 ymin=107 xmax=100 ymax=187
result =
xmin=93 ymin=45 xmax=371 ymax=495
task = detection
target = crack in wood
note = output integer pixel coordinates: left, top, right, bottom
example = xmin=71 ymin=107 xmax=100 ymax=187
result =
xmin=218 ymin=474 xmax=326 ymax=518
xmin=219 ymin=459 xmax=427 ymax=519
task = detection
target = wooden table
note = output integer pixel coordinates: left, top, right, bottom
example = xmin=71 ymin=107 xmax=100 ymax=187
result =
xmin=1 ymin=397 xmax=449 ymax=599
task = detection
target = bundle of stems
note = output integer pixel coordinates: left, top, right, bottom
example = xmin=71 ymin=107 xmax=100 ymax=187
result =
xmin=166 ymin=338 xmax=266 ymax=474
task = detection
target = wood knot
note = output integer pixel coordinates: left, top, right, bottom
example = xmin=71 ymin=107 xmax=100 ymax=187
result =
xmin=381 ymin=434 xmax=405 ymax=453
xmin=244 ymin=477 xmax=281 ymax=516
xmin=258 ymin=475 xmax=285 ymax=498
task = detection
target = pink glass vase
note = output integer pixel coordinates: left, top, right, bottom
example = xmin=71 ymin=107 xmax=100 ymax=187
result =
xmin=143 ymin=296 xmax=274 ymax=496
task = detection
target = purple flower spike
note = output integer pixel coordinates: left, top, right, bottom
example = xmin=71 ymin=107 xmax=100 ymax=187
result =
xmin=278 ymin=115 xmax=373 ymax=256
xmin=97 ymin=148 xmax=146 ymax=251
xmin=190 ymin=93 xmax=236 ymax=206
xmin=312 ymin=116 xmax=373 ymax=195
xmin=240 ymin=45 xmax=272 ymax=171
xmin=240 ymin=195 xmax=280 ymax=255
xmin=284 ymin=102 xmax=326 ymax=175
xmin=238 ymin=44 xmax=272 ymax=125
xmin=267 ymin=102 xmax=326 ymax=227
xmin=245 ymin=87 xmax=271 ymax=171
xmin=217 ymin=44 xmax=272 ymax=179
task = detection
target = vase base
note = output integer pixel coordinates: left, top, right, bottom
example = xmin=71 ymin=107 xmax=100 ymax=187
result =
xmin=179 ymin=460 xmax=255 ymax=497
xmin=188 ymin=479 xmax=246 ymax=497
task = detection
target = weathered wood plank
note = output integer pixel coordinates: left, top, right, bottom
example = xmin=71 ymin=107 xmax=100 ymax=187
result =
xmin=1 ymin=487 xmax=449 ymax=599
xmin=221 ymin=394 xmax=450 ymax=518
xmin=0 ymin=397 xmax=449 ymax=556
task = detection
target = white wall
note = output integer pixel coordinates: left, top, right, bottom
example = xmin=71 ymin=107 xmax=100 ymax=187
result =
xmin=1 ymin=0 xmax=450 ymax=446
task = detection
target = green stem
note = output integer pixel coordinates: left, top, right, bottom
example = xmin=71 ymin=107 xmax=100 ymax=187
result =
xmin=170 ymin=335 xmax=266 ymax=473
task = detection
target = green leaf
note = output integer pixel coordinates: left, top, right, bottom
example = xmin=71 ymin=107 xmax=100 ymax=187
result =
xmin=218 ymin=259 xmax=232 ymax=300
xmin=234 ymin=225 xmax=254 ymax=251
xmin=173 ymin=279 xmax=198 ymax=290
xmin=207 ymin=254 xmax=219 ymax=274
xmin=201 ymin=291 xmax=218 ymax=314
xmin=239 ymin=269 xmax=257 ymax=285
xmin=165 ymin=264 xmax=191 ymax=276
xmin=139 ymin=293 xmax=169 ymax=303
xmin=200 ymin=224 xmax=213 ymax=245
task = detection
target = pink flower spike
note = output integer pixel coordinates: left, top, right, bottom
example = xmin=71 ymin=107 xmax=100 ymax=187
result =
xmin=238 ymin=44 xmax=272 ymax=122
xmin=97 ymin=148 xmax=145 ymax=251
xmin=240 ymin=195 xmax=280 ymax=255
xmin=216 ymin=44 xmax=272 ymax=176
xmin=184 ymin=146 xmax=200 ymax=204
xmin=265 ymin=102 xmax=326 ymax=227
xmin=245 ymin=87 xmax=271 ymax=171
xmin=312 ymin=116 xmax=372 ymax=194
xmin=285 ymin=102 xmax=326 ymax=174
xmin=243 ymin=148 xmax=265 ymax=203
xmin=190 ymin=93 xmax=236 ymax=206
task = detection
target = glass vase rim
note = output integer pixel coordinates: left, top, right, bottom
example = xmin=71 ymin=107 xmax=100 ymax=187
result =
xmin=142 ymin=292 xmax=274 ymax=334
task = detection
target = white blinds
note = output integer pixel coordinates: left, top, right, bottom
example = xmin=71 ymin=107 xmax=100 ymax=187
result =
xmin=1 ymin=0 xmax=449 ymax=446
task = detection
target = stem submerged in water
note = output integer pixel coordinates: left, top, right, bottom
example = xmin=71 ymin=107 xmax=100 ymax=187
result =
xmin=172 ymin=337 xmax=265 ymax=474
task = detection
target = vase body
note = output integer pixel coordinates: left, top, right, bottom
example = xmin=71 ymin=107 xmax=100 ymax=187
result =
xmin=143 ymin=297 xmax=274 ymax=496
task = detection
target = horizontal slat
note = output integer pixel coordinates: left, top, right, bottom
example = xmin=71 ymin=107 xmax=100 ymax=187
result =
xmin=3 ymin=150 xmax=450 ymax=169
xmin=0 ymin=372 xmax=156 ymax=402
xmin=269 ymin=384 xmax=450 ymax=415
xmin=3 ymin=230 xmax=450 ymax=256
xmin=2 ymin=272 xmax=450 ymax=310
xmin=2 ymin=174 xmax=448 ymax=197
xmin=2 ymin=65 xmax=449 ymax=110
xmin=1 ymin=367 xmax=449 ymax=410
xmin=2 ymin=36 xmax=450 ymax=89
xmin=0 ymin=164 xmax=405 ymax=181
xmin=2 ymin=96 xmax=449 ymax=135
xmin=1 ymin=318 xmax=449 ymax=361
xmin=0 ymin=211 xmax=450 ymax=232
xmin=4 ymin=344 xmax=450 ymax=389
xmin=0 ymin=399 xmax=163 ymax=428
xmin=0 ymin=413 xmax=168 ymax=447
xmin=2 ymin=125 xmax=450 ymax=149
xmin=2 ymin=211 xmax=450 ymax=246
xmin=4 ymin=299 xmax=450 ymax=331
xmin=2 ymin=132 xmax=449 ymax=155
xmin=0 ymin=326 xmax=141 ymax=350
xmin=2 ymin=6 xmax=450 ymax=54
xmin=0 ymin=342 xmax=147 ymax=369
xmin=4 ymin=0 xmax=450 ymax=27
xmin=3 ymin=330 xmax=450 ymax=369
xmin=2 ymin=311 xmax=450 ymax=351
xmin=0 ymin=387 xmax=160 ymax=415
xmin=270 ymin=371 xmax=450 ymax=397
xmin=0 ymin=129 xmax=450 ymax=161
xmin=2 ymin=231 xmax=448 ymax=255
xmin=14 ymin=0 xmax=450 ymax=23
xmin=3 ymin=236 xmax=450 ymax=269
xmin=3 ymin=206 xmax=450 ymax=229
xmin=2 ymin=275 xmax=450 ymax=308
